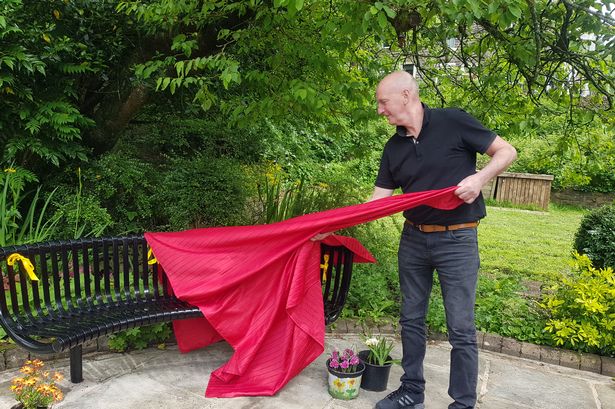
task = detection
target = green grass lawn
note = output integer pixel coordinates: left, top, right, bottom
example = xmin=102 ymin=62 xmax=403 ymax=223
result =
xmin=478 ymin=204 xmax=586 ymax=281
xmin=346 ymin=202 xmax=588 ymax=344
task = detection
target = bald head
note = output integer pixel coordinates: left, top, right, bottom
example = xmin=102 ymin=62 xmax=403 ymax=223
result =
xmin=377 ymin=71 xmax=419 ymax=98
xmin=376 ymin=71 xmax=423 ymax=131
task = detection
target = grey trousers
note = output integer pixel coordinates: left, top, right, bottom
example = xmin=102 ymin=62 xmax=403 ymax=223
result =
xmin=398 ymin=224 xmax=480 ymax=409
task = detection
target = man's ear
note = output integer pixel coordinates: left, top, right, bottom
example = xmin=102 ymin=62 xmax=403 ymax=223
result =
xmin=401 ymin=88 xmax=410 ymax=103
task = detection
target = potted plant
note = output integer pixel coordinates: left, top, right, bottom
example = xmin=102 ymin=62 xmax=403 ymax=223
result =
xmin=326 ymin=347 xmax=365 ymax=400
xmin=9 ymin=359 xmax=64 ymax=409
xmin=359 ymin=335 xmax=396 ymax=392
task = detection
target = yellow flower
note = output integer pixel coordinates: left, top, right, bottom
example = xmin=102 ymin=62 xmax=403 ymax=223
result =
xmin=10 ymin=359 xmax=65 ymax=406
xmin=4 ymin=168 xmax=16 ymax=173
xmin=27 ymin=359 xmax=44 ymax=368
xmin=23 ymin=378 xmax=36 ymax=386
xmin=348 ymin=379 xmax=356 ymax=387
xmin=20 ymin=366 xmax=34 ymax=375
xmin=333 ymin=378 xmax=345 ymax=391
xmin=36 ymin=385 xmax=54 ymax=396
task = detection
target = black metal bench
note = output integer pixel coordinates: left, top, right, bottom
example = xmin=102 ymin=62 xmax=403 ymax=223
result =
xmin=0 ymin=235 xmax=353 ymax=383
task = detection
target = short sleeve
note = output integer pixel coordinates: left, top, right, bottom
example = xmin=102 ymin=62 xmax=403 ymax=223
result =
xmin=454 ymin=109 xmax=497 ymax=154
xmin=375 ymin=149 xmax=398 ymax=189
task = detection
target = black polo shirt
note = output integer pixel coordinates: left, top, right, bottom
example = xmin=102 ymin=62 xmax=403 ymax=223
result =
xmin=375 ymin=105 xmax=496 ymax=225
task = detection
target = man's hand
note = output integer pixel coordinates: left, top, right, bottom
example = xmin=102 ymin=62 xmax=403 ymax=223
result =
xmin=454 ymin=174 xmax=484 ymax=204
xmin=456 ymin=136 xmax=517 ymax=204
xmin=311 ymin=232 xmax=334 ymax=241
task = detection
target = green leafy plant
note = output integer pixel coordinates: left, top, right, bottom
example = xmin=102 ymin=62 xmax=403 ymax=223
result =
xmin=108 ymin=323 xmax=173 ymax=352
xmin=0 ymin=166 xmax=60 ymax=246
xmin=159 ymin=155 xmax=248 ymax=230
xmin=51 ymin=167 xmax=112 ymax=240
xmin=574 ymin=203 xmax=615 ymax=269
xmin=363 ymin=335 xmax=395 ymax=366
xmin=257 ymin=163 xmax=317 ymax=224
xmin=541 ymin=253 xmax=615 ymax=356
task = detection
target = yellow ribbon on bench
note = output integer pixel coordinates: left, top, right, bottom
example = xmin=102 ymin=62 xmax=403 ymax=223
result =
xmin=147 ymin=247 xmax=158 ymax=265
xmin=7 ymin=253 xmax=39 ymax=282
xmin=320 ymin=254 xmax=329 ymax=282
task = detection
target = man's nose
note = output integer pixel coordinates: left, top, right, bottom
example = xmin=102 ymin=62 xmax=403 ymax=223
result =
xmin=377 ymin=105 xmax=385 ymax=115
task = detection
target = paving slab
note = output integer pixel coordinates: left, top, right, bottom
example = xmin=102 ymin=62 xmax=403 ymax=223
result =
xmin=0 ymin=335 xmax=612 ymax=409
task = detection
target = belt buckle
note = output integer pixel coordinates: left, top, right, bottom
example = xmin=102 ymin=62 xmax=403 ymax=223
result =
xmin=417 ymin=224 xmax=425 ymax=232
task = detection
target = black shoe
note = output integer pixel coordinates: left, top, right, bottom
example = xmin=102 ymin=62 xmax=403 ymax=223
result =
xmin=375 ymin=385 xmax=425 ymax=409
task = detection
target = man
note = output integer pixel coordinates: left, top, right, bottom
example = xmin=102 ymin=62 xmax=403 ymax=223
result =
xmin=372 ymin=71 xmax=517 ymax=409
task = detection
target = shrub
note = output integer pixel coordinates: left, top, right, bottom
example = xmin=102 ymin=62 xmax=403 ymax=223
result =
xmin=541 ymin=254 xmax=615 ymax=356
xmin=50 ymin=168 xmax=113 ymax=239
xmin=108 ymin=323 xmax=173 ymax=352
xmin=342 ymin=218 xmax=402 ymax=323
xmin=474 ymin=275 xmax=549 ymax=344
xmin=574 ymin=203 xmax=615 ymax=269
xmin=86 ymin=154 xmax=160 ymax=234
xmin=159 ymin=155 xmax=248 ymax=230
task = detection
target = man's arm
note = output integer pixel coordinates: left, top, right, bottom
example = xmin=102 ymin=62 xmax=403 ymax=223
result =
xmin=369 ymin=186 xmax=395 ymax=202
xmin=455 ymin=136 xmax=517 ymax=204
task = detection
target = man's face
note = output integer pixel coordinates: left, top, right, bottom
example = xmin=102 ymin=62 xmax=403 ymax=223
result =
xmin=376 ymin=84 xmax=406 ymax=125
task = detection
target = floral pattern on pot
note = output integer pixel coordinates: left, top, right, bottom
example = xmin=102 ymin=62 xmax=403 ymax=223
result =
xmin=326 ymin=355 xmax=365 ymax=400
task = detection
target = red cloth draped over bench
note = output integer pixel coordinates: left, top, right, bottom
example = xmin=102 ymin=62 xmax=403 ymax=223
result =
xmin=144 ymin=186 xmax=463 ymax=397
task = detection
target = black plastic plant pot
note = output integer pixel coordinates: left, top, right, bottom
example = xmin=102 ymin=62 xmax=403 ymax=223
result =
xmin=358 ymin=350 xmax=392 ymax=392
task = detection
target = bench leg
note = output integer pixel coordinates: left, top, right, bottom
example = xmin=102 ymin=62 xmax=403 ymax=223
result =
xmin=70 ymin=345 xmax=83 ymax=383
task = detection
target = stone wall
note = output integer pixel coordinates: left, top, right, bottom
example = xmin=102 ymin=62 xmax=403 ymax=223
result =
xmin=551 ymin=189 xmax=615 ymax=209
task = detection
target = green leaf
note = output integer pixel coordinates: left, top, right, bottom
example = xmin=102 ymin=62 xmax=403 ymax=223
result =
xmin=377 ymin=11 xmax=388 ymax=29
xmin=382 ymin=5 xmax=396 ymax=19
xmin=509 ymin=6 xmax=522 ymax=19
xmin=175 ymin=60 xmax=185 ymax=77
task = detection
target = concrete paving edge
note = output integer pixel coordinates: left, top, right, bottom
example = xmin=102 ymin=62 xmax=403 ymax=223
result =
xmin=326 ymin=318 xmax=615 ymax=378
xmin=0 ymin=319 xmax=613 ymax=378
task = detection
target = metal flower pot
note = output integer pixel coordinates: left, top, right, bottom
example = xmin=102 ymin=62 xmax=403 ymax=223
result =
xmin=326 ymin=358 xmax=365 ymax=400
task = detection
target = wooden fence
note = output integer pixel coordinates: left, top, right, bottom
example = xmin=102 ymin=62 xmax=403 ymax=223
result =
xmin=482 ymin=172 xmax=554 ymax=210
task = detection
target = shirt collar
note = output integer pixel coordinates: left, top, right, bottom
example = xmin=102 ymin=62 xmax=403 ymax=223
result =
xmin=395 ymin=103 xmax=431 ymax=138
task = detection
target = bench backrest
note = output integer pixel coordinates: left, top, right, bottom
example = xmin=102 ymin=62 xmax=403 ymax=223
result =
xmin=0 ymin=236 xmax=172 ymax=321
xmin=0 ymin=236 xmax=354 ymax=326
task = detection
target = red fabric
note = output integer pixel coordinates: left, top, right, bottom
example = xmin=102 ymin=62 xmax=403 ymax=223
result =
xmin=144 ymin=186 xmax=462 ymax=397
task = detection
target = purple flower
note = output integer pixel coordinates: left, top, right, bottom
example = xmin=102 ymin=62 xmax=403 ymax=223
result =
xmin=340 ymin=360 xmax=349 ymax=369
xmin=349 ymin=355 xmax=359 ymax=366
xmin=344 ymin=348 xmax=354 ymax=357
xmin=331 ymin=350 xmax=339 ymax=360
xmin=329 ymin=359 xmax=339 ymax=369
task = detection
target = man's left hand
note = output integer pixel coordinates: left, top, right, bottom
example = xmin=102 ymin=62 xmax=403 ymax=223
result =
xmin=454 ymin=174 xmax=484 ymax=204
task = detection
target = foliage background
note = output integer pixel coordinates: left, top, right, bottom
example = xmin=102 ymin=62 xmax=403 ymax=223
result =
xmin=0 ymin=0 xmax=613 ymax=354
